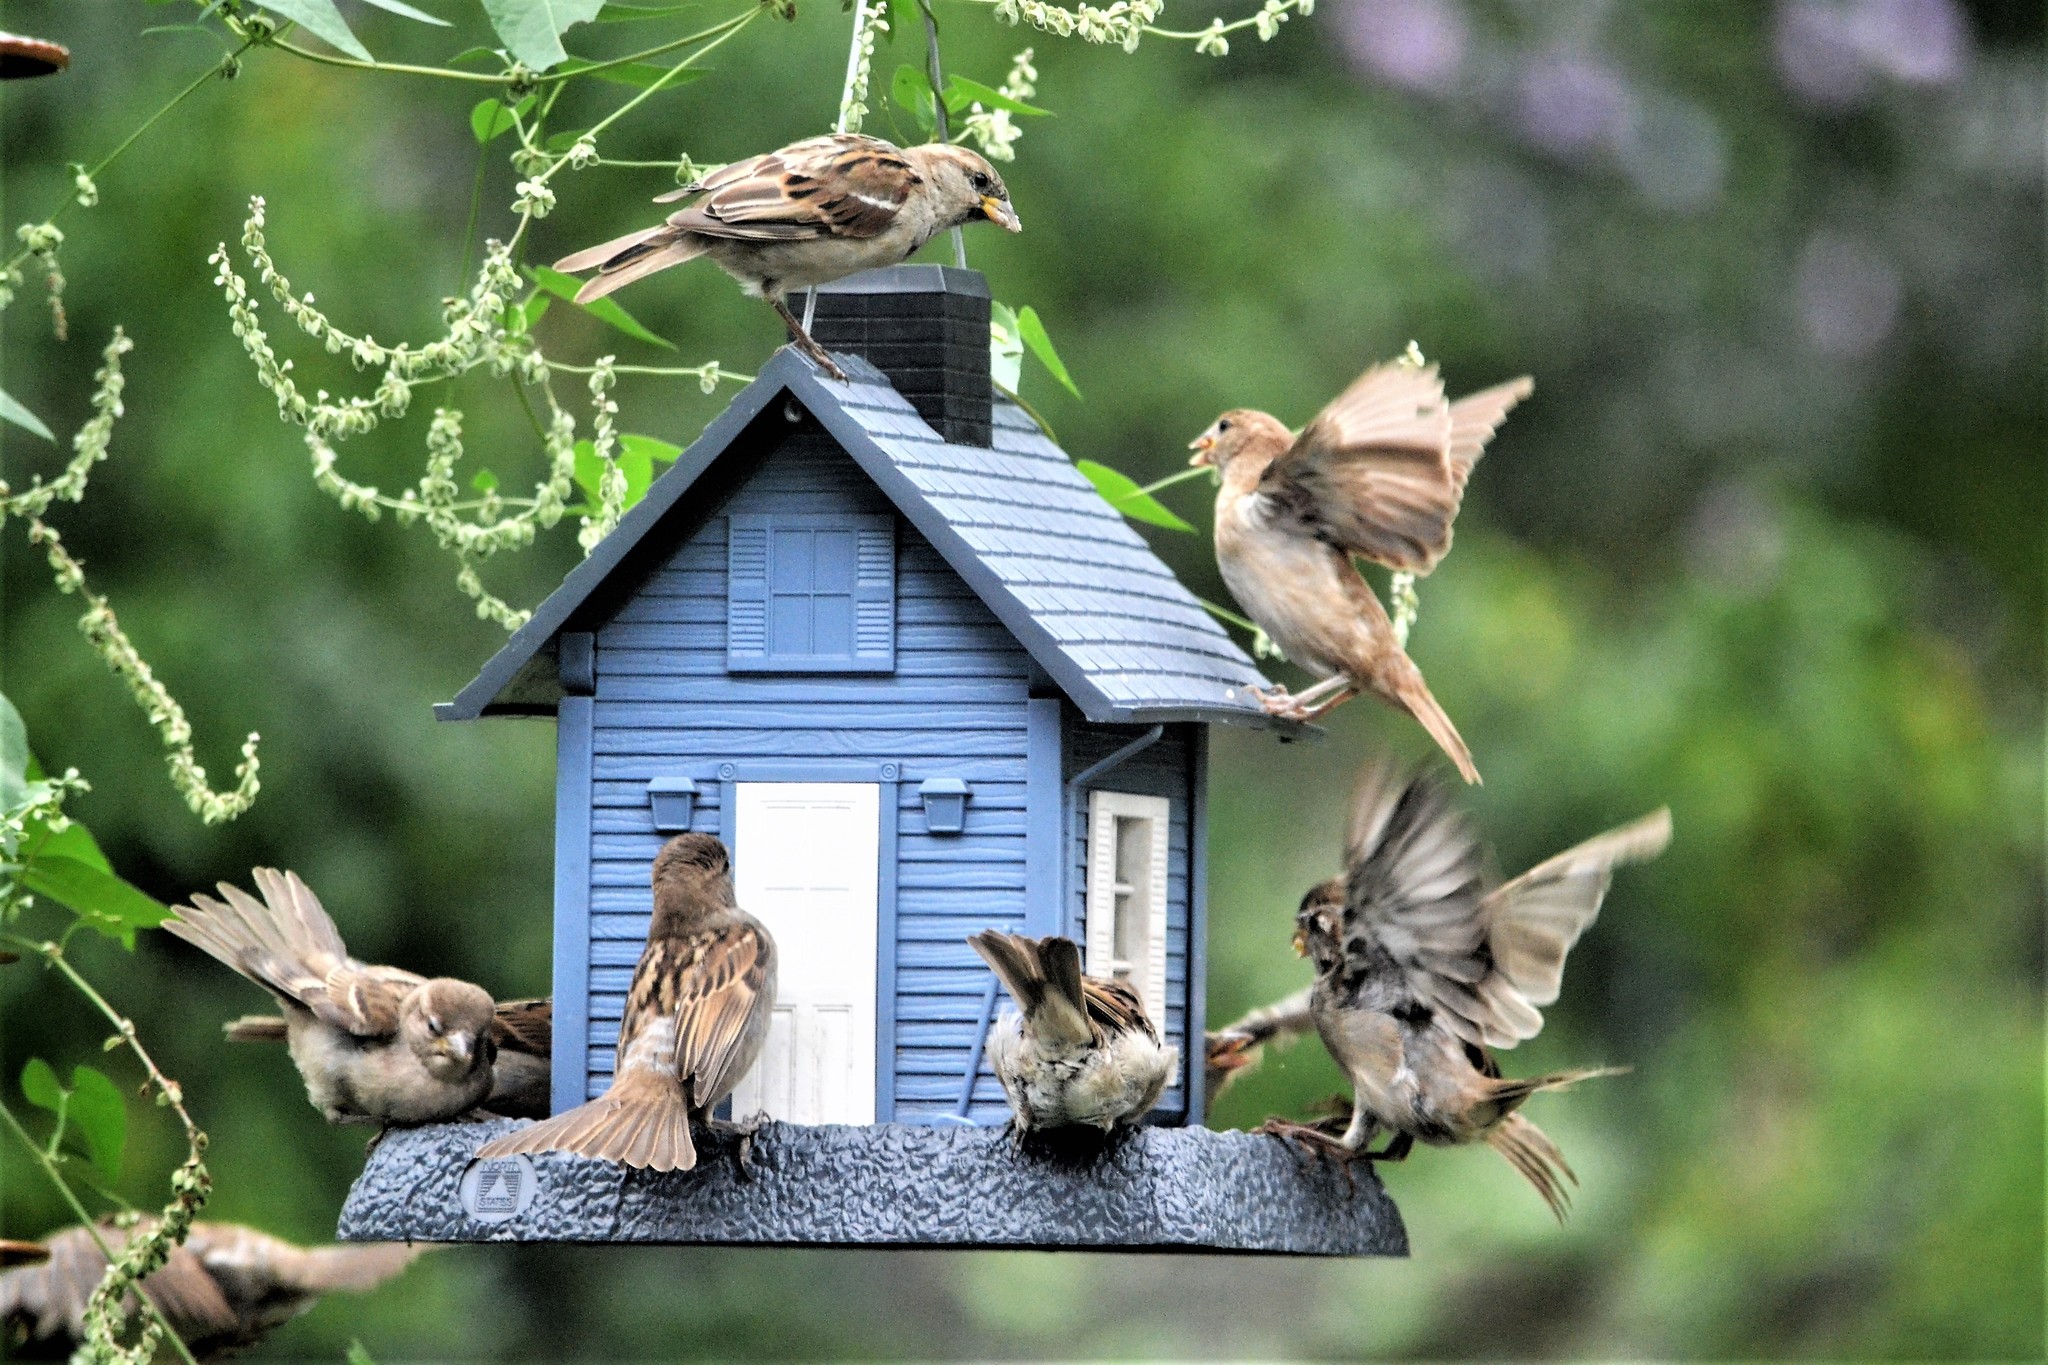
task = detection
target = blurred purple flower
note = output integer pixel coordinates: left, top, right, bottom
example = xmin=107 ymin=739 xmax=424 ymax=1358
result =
xmin=1515 ymin=52 xmax=1635 ymax=157
xmin=1336 ymin=0 xmax=1469 ymax=94
xmin=1774 ymin=0 xmax=1971 ymax=108
xmin=1796 ymin=231 xmax=1903 ymax=359
xmin=1617 ymin=95 xmax=1727 ymax=211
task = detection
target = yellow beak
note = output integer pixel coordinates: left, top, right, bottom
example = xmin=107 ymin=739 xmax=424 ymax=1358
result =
xmin=981 ymin=196 xmax=1022 ymax=232
xmin=1290 ymin=927 xmax=1307 ymax=958
xmin=1188 ymin=433 xmax=1216 ymax=467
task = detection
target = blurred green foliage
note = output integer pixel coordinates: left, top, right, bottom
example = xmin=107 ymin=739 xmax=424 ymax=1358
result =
xmin=2 ymin=1 xmax=2040 ymax=1359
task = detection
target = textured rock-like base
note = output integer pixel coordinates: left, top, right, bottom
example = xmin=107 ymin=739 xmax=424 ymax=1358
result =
xmin=338 ymin=1120 xmax=1407 ymax=1256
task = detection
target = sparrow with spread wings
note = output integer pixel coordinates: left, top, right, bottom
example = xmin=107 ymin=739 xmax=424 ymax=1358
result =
xmin=479 ymin=833 xmax=774 ymax=1172
xmin=1266 ymin=763 xmax=1670 ymax=1219
xmin=968 ymin=931 xmax=1177 ymax=1135
xmin=1189 ymin=362 xmax=1531 ymax=783
xmin=164 ymin=869 xmax=497 ymax=1127
xmin=0 ymin=1220 xmax=418 ymax=1361
xmin=552 ymin=133 xmax=1021 ymax=381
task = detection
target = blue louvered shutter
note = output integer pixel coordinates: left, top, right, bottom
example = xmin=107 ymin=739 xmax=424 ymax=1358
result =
xmin=727 ymin=513 xmax=894 ymax=672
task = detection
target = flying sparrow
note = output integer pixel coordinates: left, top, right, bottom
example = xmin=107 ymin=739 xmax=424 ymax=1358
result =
xmin=0 ymin=1219 xmax=419 ymax=1360
xmin=1188 ymin=361 xmax=1532 ymax=782
xmin=552 ymin=133 xmax=1021 ymax=381
xmin=1266 ymin=763 xmax=1670 ymax=1219
xmin=223 ymin=995 xmax=552 ymax=1121
xmin=968 ymin=931 xmax=1178 ymax=1134
xmin=164 ymin=869 xmax=496 ymax=1127
xmin=479 ymin=834 xmax=775 ymax=1172
xmin=1202 ymin=984 xmax=1314 ymax=1112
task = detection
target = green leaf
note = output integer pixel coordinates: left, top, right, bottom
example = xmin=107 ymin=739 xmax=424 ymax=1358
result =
xmin=1017 ymin=306 xmax=1081 ymax=399
xmin=445 ymin=44 xmax=505 ymax=64
xmin=470 ymin=98 xmax=515 ymax=144
xmin=20 ymin=1057 xmax=64 ymax=1114
xmin=253 ymin=0 xmax=372 ymax=60
xmin=620 ymin=433 xmax=681 ymax=465
xmin=571 ymin=439 xmax=602 ymax=503
xmin=357 ymin=0 xmax=450 ymax=23
xmin=1076 ymin=460 xmax=1195 ymax=533
xmin=346 ymin=1342 xmax=379 ymax=1365
xmin=470 ymin=469 xmax=499 ymax=493
xmin=988 ymin=301 xmax=1023 ymax=393
xmin=477 ymin=0 xmax=603 ymax=71
xmin=596 ymin=1 xmax=704 ymax=20
xmin=0 ymin=387 xmax=55 ymax=442
xmin=552 ymin=58 xmax=704 ymax=90
xmin=570 ymin=435 xmax=676 ymax=515
xmin=885 ymin=0 xmax=918 ymax=43
xmin=0 ymin=693 xmax=28 ymax=811
xmin=20 ymin=855 xmax=170 ymax=948
xmin=529 ymin=266 xmax=675 ymax=350
xmin=37 ymin=820 xmax=111 ymax=873
xmin=63 ymin=1065 xmax=126 ymax=1183
xmin=890 ymin=64 xmax=936 ymax=138
xmin=943 ymin=76 xmax=1050 ymax=118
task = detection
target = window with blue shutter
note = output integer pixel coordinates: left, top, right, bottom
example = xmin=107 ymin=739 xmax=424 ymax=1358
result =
xmin=727 ymin=513 xmax=896 ymax=672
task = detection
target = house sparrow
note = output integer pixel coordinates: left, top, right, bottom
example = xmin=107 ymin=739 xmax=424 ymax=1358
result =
xmin=479 ymin=834 xmax=774 ymax=1172
xmin=1189 ymin=362 xmax=1532 ymax=783
xmin=163 ymin=868 xmax=496 ymax=1126
xmin=1265 ymin=762 xmax=1670 ymax=1219
xmin=1202 ymin=984 xmax=1315 ymax=1110
xmin=224 ymin=996 xmax=553 ymax=1121
xmin=968 ymin=931 xmax=1178 ymax=1134
xmin=0 ymin=1219 xmax=419 ymax=1360
xmin=552 ymin=133 xmax=1021 ymax=381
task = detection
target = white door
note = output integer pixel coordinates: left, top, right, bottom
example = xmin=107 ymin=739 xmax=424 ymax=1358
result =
xmin=728 ymin=782 xmax=880 ymax=1125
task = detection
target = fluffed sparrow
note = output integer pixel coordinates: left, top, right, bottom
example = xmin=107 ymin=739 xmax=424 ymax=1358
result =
xmin=552 ymin=133 xmax=1021 ymax=380
xmin=968 ymin=931 xmax=1178 ymax=1134
xmin=164 ymin=869 xmax=496 ymax=1126
xmin=225 ymin=994 xmax=551 ymax=1120
xmin=1265 ymin=763 xmax=1670 ymax=1219
xmin=1189 ymin=362 xmax=1532 ymax=782
xmin=478 ymin=834 xmax=775 ymax=1172
xmin=0 ymin=1219 xmax=418 ymax=1360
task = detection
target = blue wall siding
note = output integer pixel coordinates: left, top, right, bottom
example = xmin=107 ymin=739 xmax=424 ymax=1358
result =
xmin=1060 ymin=713 xmax=1198 ymax=1121
xmin=574 ymin=431 xmax=1032 ymax=1124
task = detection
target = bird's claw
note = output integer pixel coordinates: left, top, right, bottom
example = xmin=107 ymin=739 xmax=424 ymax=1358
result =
xmin=1257 ymin=1117 xmax=1362 ymax=1196
xmin=708 ymin=1113 xmax=770 ymax=1181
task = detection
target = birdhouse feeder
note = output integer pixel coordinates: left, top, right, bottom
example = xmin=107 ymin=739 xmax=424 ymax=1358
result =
xmin=339 ymin=266 xmax=1406 ymax=1255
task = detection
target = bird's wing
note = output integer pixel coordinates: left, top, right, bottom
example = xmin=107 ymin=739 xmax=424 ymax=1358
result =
xmin=1447 ymin=376 xmax=1533 ymax=492
xmin=1470 ymin=808 xmax=1672 ymax=1047
xmin=1082 ymin=975 xmax=1161 ymax=1044
xmin=663 ymin=922 xmax=772 ymax=1109
xmin=490 ymin=997 xmax=553 ymax=1058
xmin=1338 ymin=763 xmax=1496 ymax=1046
xmin=165 ymin=870 xmax=418 ymax=1039
xmin=1255 ymin=362 xmax=1462 ymax=572
xmin=136 ymin=1245 xmax=242 ymax=1343
xmin=658 ymin=134 xmax=918 ymax=243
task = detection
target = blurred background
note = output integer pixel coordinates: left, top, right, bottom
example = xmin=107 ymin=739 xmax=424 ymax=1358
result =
xmin=2 ymin=0 xmax=2040 ymax=1358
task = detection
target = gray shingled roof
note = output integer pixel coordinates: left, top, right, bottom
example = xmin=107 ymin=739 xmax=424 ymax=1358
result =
xmin=437 ymin=349 xmax=1284 ymax=727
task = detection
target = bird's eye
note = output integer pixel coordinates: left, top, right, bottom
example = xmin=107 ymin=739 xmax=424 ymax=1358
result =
xmin=1217 ymin=419 xmax=1232 ymax=433
xmin=426 ymin=1017 xmax=443 ymax=1036
xmin=971 ymin=171 xmax=991 ymax=192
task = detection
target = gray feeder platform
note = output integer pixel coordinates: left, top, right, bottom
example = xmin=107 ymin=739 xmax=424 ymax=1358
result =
xmin=339 ymin=1120 xmax=1407 ymax=1256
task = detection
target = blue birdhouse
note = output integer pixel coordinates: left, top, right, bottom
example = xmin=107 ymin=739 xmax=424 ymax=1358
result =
xmin=342 ymin=267 xmax=1405 ymax=1255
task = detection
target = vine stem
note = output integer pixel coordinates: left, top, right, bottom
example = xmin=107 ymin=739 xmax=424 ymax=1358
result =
xmin=1132 ymin=464 xmax=1212 ymax=497
xmin=836 ymin=0 xmax=873 ymax=133
xmin=1 ymin=40 xmax=254 ymax=275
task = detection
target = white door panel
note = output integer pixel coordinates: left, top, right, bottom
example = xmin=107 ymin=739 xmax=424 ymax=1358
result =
xmin=729 ymin=782 xmax=879 ymax=1124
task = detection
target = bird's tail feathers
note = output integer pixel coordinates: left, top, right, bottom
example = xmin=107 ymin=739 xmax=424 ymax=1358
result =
xmin=571 ymin=238 xmax=706 ymax=304
xmin=969 ymin=931 xmax=1092 ymax=1048
xmin=552 ymin=224 xmax=670 ymax=274
xmin=475 ymin=1070 xmax=695 ymax=1171
xmin=1485 ymin=1112 xmax=1578 ymax=1222
xmin=222 ymin=1014 xmax=288 ymax=1043
xmin=1388 ymin=664 xmax=1481 ymax=785
xmin=1486 ymin=1064 xmax=1628 ymax=1115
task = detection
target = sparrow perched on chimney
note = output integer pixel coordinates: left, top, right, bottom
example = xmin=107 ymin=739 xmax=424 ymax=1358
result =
xmin=968 ymin=931 xmax=1178 ymax=1134
xmin=1188 ymin=361 xmax=1532 ymax=783
xmin=1202 ymin=984 xmax=1314 ymax=1113
xmin=0 ymin=1219 xmax=419 ymax=1360
xmin=552 ymin=133 xmax=1021 ymax=381
xmin=164 ymin=869 xmax=497 ymax=1127
xmin=224 ymin=996 xmax=552 ymax=1121
xmin=1266 ymin=763 xmax=1670 ymax=1219
xmin=479 ymin=834 xmax=774 ymax=1172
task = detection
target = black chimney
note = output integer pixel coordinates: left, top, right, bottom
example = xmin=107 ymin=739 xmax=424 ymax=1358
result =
xmin=808 ymin=265 xmax=992 ymax=447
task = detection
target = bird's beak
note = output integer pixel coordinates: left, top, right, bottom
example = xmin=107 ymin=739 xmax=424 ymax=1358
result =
xmin=1290 ymin=927 xmax=1308 ymax=958
xmin=982 ymin=196 xmax=1022 ymax=233
xmin=447 ymin=1034 xmax=472 ymax=1065
xmin=1188 ymin=432 xmax=1216 ymax=467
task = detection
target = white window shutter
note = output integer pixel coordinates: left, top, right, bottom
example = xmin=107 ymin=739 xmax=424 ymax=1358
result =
xmin=1083 ymin=790 xmax=1171 ymax=1021
xmin=1085 ymin=794 xmax=1119 ymax=977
